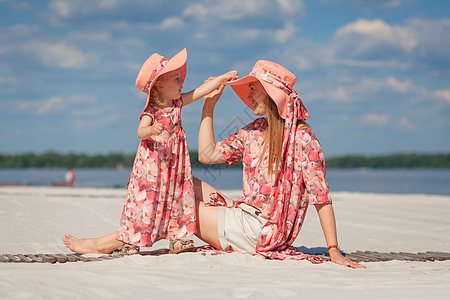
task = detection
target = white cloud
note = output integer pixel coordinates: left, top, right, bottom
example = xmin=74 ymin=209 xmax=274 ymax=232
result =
xmin=327 ymin=18 xmax=450 ymax=74
xmin=433 ymin=90 xmax=450 ymax=104
xmin=396 ymin=117 xmax=415 ymax=129
xmin=282 ymin=17 xmax=449 ymax=74
xmin=361 ymin=113 xmax=391 ymax=127
xmin=36 ymin=42 xmax=91 ymax=68
xmin=0 ymin=25 xmax=93 ymax=69
xmin=48 ymin=0 xmax=121 ymax=19
xmin=15 ymin=96 xmax=63 ymax=114
xmin=183 ymin=0 xmax=304 ymax=21
xmin=349 ymin=0 xmax=413 ymax=10
xmin=335 ymin=58 xmax=410 ymax=69
xmin=277 ymin=0 xmax=305 ymax=16
xmin=26 ymin=41 xmax=92 ymax=69
xmin=384 ymin=77 xmax=416 ymax=93
xmin=38 ymin=97 xmax=64 ymax=114
xmin=12 ymin=95 xmax=97 ymax=115
xmin=275 ymin=22 xmax=296 ymax=43
xmin=300 ymin=85 xmax=350 ymax=102
xmin=304 ymin=76 xmax=419 ymax=103
xmin=158 ymin=17 xmax=184 ymax=29
xmin=351 ymin=77 xmax=417 ymax=95
xmin=319 ymin=0 xmax=413 ymax=10
xmin=334 ymin=18 xmax=417 ymax=54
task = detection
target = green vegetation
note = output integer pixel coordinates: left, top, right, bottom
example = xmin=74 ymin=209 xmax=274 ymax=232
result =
xmin=0 ymin=152 xmax=448 ymax=169
xmin=325 ymin=153 xmax=450 ymax=169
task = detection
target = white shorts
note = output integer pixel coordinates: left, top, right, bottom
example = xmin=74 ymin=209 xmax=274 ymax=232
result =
xmin=217 ymin=197 xmax=266 ymax=254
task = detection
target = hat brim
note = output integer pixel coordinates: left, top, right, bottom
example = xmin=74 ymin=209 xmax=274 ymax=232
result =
xmin=158 ymin=48 xmax=187 ymax=82
xmin=225 ymin=75 xmax=288 ymax=119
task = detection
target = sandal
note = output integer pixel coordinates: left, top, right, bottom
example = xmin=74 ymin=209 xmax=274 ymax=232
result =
xmin=169 ymin=239 xmax=195 ymax=254
xmin=113 ymin=244 xmax=140 ymax=255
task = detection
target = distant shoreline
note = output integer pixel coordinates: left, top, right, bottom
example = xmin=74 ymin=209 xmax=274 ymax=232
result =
xmin=0 ymin=152 xmax=448 ymax=169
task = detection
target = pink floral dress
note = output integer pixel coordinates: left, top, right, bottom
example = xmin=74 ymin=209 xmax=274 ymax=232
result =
xmin=210 ymin=117 xmax=332 ymax=261
xmin=116 ymin=98 xmax=196 ymax=247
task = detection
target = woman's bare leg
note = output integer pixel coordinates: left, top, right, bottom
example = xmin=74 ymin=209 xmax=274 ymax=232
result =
xmin=63 ymin=233 xmax=123 ymax=254
xmin=192 ymin=177 xmax=222 ymax=249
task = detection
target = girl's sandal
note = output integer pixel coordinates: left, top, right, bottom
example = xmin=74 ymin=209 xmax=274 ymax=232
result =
xmin=113 ymin=244 xmax=140 ymax=255
xmin=169 ymin=239 xmax=196 ymax=254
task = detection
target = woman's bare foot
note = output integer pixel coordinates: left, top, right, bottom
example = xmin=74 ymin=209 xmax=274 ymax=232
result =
xmin=63 ymin=233 xmax=122 ymax=254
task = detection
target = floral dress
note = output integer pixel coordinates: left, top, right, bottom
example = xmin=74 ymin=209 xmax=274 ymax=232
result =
xmin=210 ymin=117 xmax=332 ymax=261
xmin=116 ymin=98 xmax=196 ymax=247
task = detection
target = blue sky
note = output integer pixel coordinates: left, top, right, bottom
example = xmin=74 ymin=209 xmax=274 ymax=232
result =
xmin=0 ymin=0 xmax=449 ymax=157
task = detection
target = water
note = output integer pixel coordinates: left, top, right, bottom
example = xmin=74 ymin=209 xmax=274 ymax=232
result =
xmin=0 ymin=168 xmax=449 ymax=196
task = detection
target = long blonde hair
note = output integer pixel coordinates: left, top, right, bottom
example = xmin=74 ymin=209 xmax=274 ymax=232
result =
xmin=261 ymin=96 xmax=309 ymax=176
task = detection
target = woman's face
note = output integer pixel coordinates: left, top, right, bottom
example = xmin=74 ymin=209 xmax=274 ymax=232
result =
xmin=247 ymin=81 xmax=269 ymax=116
xmin=159 ymin=69 xmax=183 ymax=100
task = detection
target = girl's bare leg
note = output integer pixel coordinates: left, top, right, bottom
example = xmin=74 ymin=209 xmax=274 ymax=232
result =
xmin=63 ymin=233 xmax=123 ymax=254
xmin=63 ymin=177 xmax=224 ymax=253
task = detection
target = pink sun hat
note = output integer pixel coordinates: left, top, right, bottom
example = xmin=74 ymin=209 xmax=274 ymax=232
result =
xmin=136 ymin=48 xmax=187 ymax=108
xmin=225 ymin=60 xmax=309 ymax=120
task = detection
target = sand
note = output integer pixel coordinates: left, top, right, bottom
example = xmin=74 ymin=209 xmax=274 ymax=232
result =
xmin=0 ymin=186 xmax=449 ymax=299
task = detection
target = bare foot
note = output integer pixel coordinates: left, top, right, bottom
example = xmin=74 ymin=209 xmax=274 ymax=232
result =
xmin=63 ymin=234 xmax=118 ymax=254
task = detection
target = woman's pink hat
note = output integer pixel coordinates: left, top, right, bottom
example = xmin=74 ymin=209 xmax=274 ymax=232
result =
xmin=136 ymin=48 xmax=187 ymax=108
xmin=225 ymin=60 xmax=309 ymax=120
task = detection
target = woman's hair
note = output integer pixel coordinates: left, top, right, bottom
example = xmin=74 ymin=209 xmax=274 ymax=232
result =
xmin=261 ymin=96 xmax=309 ymax=176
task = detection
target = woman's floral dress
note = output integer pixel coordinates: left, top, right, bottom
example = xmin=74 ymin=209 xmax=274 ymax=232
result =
xmin=116 ymin=98 xmax=196 ymax=247
xmin=210 ymin=117 xmax=332 ymax=261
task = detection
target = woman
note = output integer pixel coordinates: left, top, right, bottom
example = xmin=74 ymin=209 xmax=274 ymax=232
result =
xmin=64 ymin=60 xmax=364 ymax=268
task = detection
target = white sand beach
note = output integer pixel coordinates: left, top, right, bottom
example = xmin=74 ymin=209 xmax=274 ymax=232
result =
xmin=0 ymin=186 xmax=449 ymax=299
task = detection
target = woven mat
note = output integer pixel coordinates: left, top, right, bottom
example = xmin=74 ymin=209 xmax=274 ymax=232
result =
xmin=1 ymin=251 xmax=450 ymax=264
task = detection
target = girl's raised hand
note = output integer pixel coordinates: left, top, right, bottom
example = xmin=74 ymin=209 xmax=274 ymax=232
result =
xmin=218 ymin=70 xmax=238 ymax=83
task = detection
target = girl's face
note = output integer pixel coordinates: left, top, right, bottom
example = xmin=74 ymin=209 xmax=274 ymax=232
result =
xmin=159 ymin=69 xmax=183 ymax=100
xmin=247 ymin=81 xmax=269 ymax=116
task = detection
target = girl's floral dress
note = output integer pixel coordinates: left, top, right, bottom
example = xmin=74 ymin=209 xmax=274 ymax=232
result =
xmin=209 ymin=117 xmax=332 ymax=262
xmin=116 ymin=98 xmax=196 ymax=247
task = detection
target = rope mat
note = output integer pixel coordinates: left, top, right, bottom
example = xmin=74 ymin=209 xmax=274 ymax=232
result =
xmin=1 ymin=251 xmax=450 ymax=264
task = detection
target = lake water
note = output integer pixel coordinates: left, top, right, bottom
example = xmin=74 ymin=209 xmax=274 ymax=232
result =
xmin=0 ymin=168 xmax=449 ymax=196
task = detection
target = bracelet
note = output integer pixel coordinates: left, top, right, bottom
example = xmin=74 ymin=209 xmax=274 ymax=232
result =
xmin=327 ymin=245 xmax=339 ymax=252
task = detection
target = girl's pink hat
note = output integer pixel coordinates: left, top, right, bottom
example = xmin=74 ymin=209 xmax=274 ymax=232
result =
xmin=225 ymin=60 xmax=309 ymax=120
xmin=136 ymin=48 xmax=187 ymax=108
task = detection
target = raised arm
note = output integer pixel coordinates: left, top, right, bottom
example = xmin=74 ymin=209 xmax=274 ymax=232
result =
xmin=182 ymin=71 xmax=237 ymax=106
xmin=198 ymin=84 xmax=227 ymax=164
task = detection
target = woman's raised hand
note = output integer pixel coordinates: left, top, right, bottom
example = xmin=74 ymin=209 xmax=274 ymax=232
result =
xmin=203 ymin=83 xmax=225 ymax=107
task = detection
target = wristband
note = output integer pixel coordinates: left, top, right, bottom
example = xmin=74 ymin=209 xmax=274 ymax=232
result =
xmin=327 ymin=245 xmax=339 ymax=252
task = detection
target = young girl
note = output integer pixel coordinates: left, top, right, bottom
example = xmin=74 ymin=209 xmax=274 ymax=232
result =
xmin=64 ymin=48 xmax=237 ymax=254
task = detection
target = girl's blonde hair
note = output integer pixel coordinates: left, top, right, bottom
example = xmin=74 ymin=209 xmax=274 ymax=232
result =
xmin=261 ymin=96 xmax=309 ymax=175
xmin=148 ymin=74 xmax=168 ymax=106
